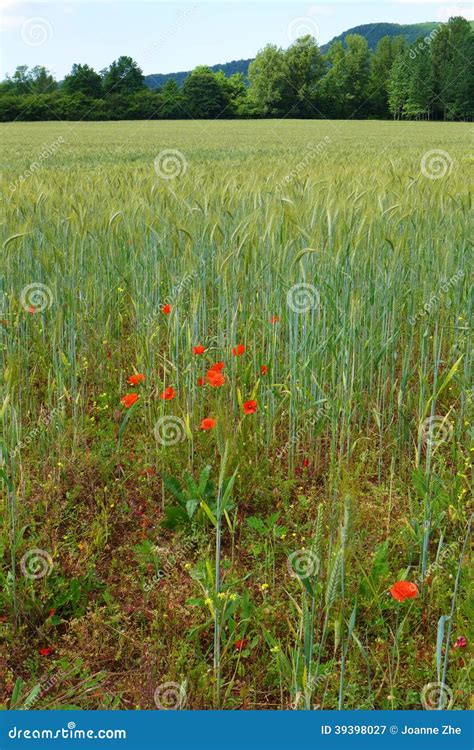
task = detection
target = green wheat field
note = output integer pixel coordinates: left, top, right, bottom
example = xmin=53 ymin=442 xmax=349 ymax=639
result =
xmin=1 ymin=120 xmax=472 ymax=710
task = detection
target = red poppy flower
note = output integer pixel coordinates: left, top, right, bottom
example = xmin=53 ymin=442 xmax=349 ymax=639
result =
xmin=38 ymin=647 xmax=54 ymax=656
xmin=209 ymin=362 xmax=225 ymax=372
xmin=302 ymin=458 xmax=310 ymax=468
xmin=207 ymin=370 xmax=225 ymax=387
xmin=128 ymin=373 xmax=145 ymax=386
xmin=454 ymin=636 xmax=467 ymax=649
xmin=28 ymin=305 xmax=37 ymax=314
xmin=162 ymin=304 xmax=171 ymax=314
xmin=389 ymin=581 xmax=419 ymax=602
xmin=271 ymin=316 xmax=279 ymax=324
xmin=235 ymin=638 xmax=248 ymax=652
xmin=121 ymin=393 xmax=139 ymax=409
xmin=197 ymin=377 xmax=205 ymax=387
xmin=49 ymin=609 xmax=56 ymax=617
xmin=232 ymin=344 xmax=245 ymax=357
xmin=261 ymin=365 xmax=268 ymax=375
xmin=193 ymin=345 xmax=205 ymax=355
xmin=161 ymin=387 xmax=176 ymax=400
xmin=243 ymin=400 xmax=257 ymax=414
xmin=200 ymin=418 xmax=216 ymax=431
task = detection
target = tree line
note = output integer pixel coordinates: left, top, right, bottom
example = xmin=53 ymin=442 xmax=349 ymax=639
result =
xmin=1 ymin=17 xmax=472 ymax=122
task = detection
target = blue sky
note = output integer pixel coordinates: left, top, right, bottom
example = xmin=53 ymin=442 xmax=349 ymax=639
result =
xmin=1 ymin=0 xmax=473 ymax=79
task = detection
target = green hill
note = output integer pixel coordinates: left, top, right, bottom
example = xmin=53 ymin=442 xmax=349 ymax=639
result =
xmin=145 ymin=59 xmax=252 ymax=90
xmin=319 ymin=21 xmax=441 ymax=53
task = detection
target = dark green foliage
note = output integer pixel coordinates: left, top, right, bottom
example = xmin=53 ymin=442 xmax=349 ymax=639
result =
xmin=319 ymin=21 xmax=442 ymax=54
xmin=101 ymin=55 xmax=145 ymax=95
xmin=182 ymin=66 xmax=231 ymax=118
xmin=368 ymin=36 xmax=406 ymax=117
xmin=387 ymin=17 xmax=473 ymax=120
xmin=62 ymin=64 xmax=103 ymax=98
xmin=161 ymin=466 xmax=235 ymax=530
xmin=156 ymin=78 xmax=188 ymax=118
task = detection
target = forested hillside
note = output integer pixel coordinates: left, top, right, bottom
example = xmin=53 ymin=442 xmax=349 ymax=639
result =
xmin=145 ymin=59 xmax=252 ymax=90
xmin=319 ymin=21 xmax=441 ymax=52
